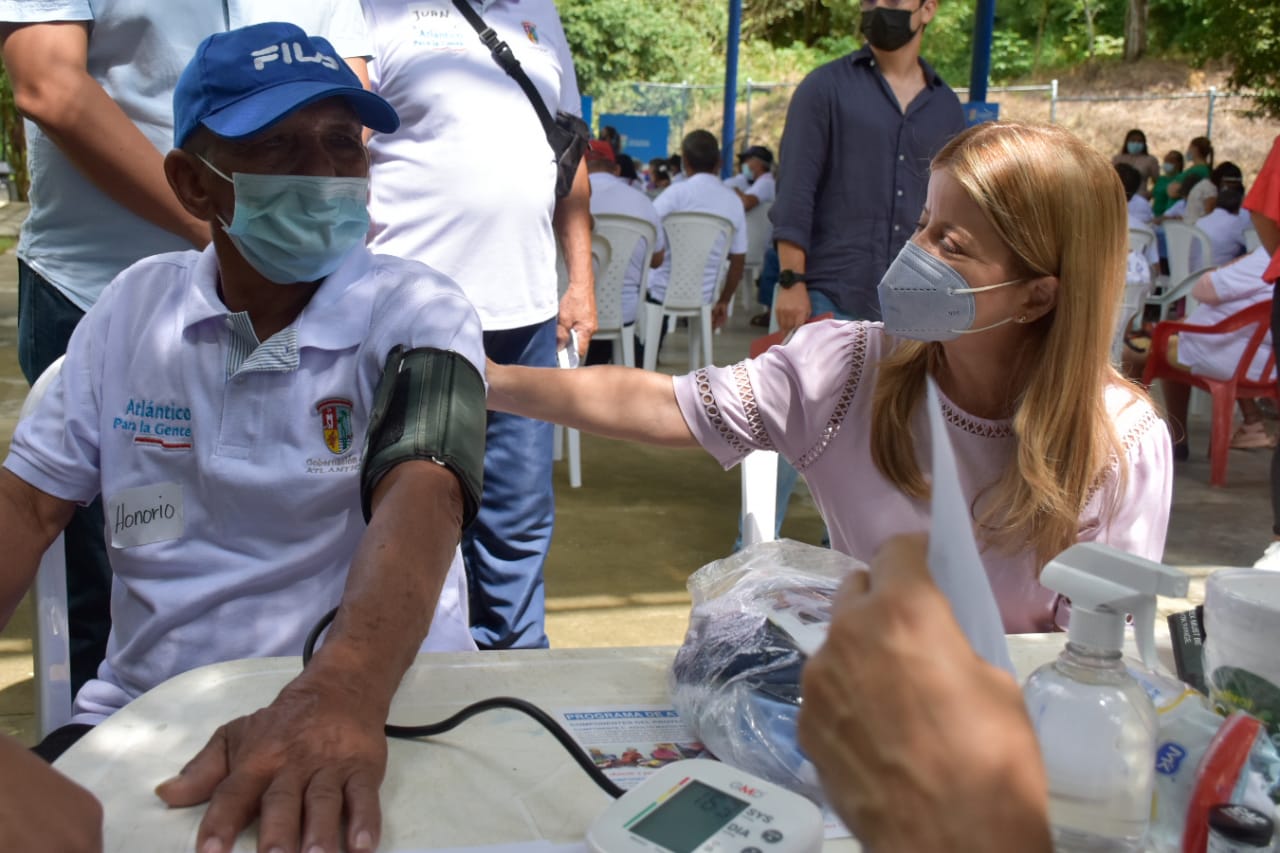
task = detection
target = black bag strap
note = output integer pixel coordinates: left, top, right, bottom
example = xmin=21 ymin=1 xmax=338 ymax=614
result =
xmin=450 ymin=0 xmax=557 ymax=135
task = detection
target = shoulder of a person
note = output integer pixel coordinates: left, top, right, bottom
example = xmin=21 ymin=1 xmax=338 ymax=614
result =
xmin=1104 ymin=383 xmax=1164 ymax=459
xmin=110 ymin=250 xmax=204 ymax=298
xmin=366 ymin=252 xmax=472 ymax=312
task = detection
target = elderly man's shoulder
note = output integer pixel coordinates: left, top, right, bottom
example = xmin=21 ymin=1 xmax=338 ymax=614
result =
xmin=364 ymin=251 xmax=481 ymax=325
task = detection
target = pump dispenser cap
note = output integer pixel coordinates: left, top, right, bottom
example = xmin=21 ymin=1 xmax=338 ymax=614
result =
xmin=1041 ymin=544 xmax=1189 ymax=667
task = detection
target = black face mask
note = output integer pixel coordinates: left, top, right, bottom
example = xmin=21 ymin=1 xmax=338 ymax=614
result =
xmin=860 ymin=6 xmax=919 ymax=52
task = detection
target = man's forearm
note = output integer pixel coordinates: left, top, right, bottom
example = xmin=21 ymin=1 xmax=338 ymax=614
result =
xmin=777 ymin=240 xmax=807 ymax=274
xmin=718 ymin=255 xmax=746 ymax=305
xmin=554 ymin=158 xmax=593 ymax=291
xmin=0 ymin=471 xmax=74 ymax=629
xmin=303 ymin=462 xmax=463 ymax=713
xmin=3 ymin=22 xmax=209 ymax=248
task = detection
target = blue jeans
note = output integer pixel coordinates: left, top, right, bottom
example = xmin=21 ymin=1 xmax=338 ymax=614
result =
xmin=463 ymin=319 xmax=557 ymax=649
xmin=757 ymin=247 xmax=780 ymax=308
xmin=18 ymin=260 xmax=112 ymax=695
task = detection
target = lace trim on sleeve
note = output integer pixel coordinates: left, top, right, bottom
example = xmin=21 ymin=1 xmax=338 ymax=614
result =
xmin=692 ymin=367 xmax=754 ymax=455
xmin=1083 ymin=405 xmax=1163 ymax=508
xmin=793 ymin=325 xmax=870 ymax=471
xmin=732 ymin=362 xmax=772 ymax=449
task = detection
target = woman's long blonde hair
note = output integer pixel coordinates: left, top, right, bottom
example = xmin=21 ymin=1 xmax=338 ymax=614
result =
xmin=871 ymin=121 xmax=1133 ymax=569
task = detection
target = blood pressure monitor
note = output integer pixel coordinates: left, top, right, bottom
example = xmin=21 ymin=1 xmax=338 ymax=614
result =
xmin=586 ymin=760 xmax=824 ymax=853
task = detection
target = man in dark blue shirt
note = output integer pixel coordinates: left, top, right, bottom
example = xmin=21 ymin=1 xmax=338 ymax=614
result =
xmin=770 ymin=0 xmax=965 ymax=328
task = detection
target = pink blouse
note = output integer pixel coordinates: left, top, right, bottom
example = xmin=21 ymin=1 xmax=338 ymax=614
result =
xmin=673 ymin=321 xmax=1173 ymax=633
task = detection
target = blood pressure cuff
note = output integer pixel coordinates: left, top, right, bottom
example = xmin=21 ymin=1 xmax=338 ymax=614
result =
xmin=361 ymin=346 xmax=486 ymax=528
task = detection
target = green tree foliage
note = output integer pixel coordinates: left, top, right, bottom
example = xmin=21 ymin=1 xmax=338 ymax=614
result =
xmin=557 ymin=0 xmax=725 ymax=92
xmin=1193 ymin=0 xmax=1280 ymax=120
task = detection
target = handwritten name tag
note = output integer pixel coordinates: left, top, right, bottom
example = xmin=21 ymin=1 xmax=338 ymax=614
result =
xmin=107 ymin=482 xmax=184 ymax=549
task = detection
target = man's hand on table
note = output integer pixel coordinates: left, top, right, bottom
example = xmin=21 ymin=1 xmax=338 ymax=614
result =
xmin=156 ymin=669 xmax=389 ymax=853
xmin=0 ymin=733 xmax=102 ymax=852
xmin=797 ymin=534 xmax=1053 ymax=853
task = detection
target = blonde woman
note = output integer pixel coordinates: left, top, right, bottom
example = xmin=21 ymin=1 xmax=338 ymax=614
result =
xmin=488 ymin=122 xmax=1172 ymax=633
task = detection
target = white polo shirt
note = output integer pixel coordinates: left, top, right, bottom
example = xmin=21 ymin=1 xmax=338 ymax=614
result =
xmin=363 ymin=0 xmax=581 ymax=331
xmin=723 ymin=173 xmax=751 ymax=193
xmin=0 ymin=0 xmax=371 ymax=311
xmin=5 ymin=245 xmax=483 ymax=722
xmin=589 ymin=172 xmax=665 ymax=326
xmin=745 ymin=171 xmax=776 ymax=205
xmin=647 ymin=172 xmax=749 ymax=304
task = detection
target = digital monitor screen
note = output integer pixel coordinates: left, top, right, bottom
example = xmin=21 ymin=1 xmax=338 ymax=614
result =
xmin=629 ymin=781 xmax=750 ymax=853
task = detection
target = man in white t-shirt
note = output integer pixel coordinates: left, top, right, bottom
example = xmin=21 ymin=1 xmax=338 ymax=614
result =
xmin=736 ymin=145 xmax=776 ymax=212
xmin=0 ymin=24 xmax=482 ymax=852
xmin=585 ymin=140 xmax=665 ymax=354
xmin=648 ymin=130 xmax=748 ymax=332
xmin=362 ymin=0 xmax=594 ymax=650
xmin=0 ymin=0 xmax=372 ymax=698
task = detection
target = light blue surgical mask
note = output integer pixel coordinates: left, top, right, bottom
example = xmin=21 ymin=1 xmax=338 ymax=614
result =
xmin=199 ymin=156 xmax=370 ymax=285
xmin=877 ymin=241 xmax=1026 ymax=342
xmin=741 ymin=162 xmax=753 ymax=181
xmin=1126 ymin=141 xmax=1144 ymax=155
xmin=1162 ymin=162 xmax=1177 ymax=175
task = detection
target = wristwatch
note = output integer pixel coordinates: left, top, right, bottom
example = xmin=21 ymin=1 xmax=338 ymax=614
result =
xmin=778 ymin=269 xmax=807 ymax=289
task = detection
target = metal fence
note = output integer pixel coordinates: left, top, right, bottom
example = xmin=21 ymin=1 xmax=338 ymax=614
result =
xmin=591 ymin=80 xmax=1266 ymax=162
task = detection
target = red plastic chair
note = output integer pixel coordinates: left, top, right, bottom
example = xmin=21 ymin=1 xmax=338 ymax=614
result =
xmin=1142 ymin=300 xmax=1277 ymax=486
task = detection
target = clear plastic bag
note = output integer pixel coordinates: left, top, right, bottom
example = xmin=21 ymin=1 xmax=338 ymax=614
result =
xmin=668 ymin=540 xmax=866 ymax=803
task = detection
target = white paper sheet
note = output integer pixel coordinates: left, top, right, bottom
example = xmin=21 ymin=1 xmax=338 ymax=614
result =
xmin=925 ymin=378 xmax=1015 ymax=674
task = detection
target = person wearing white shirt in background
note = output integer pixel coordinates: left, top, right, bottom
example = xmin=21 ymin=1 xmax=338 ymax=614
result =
xmin=362 ymin=0 xmax=595 ymax=650
xmin=723 ymin=152 xmax=752 ymax=193
xmin=583 ymin=140 xmax=666 ymax=365
xmin=0 ymin=0 xmax=372 ymax=702
xmin=1116 ymin=164 xmax=1158 ymax=271
xmin=736 ymin=145 xmax=776 ymax=212
xmin=646 ymin=130 xmax=748 ymax=335
xmin=1197 ymin=185 xmax=1249 ymax=268
xmin=1128 ymin=189 xmax=1154 ymax=227
xmin=1126 ymin=247 xmax=1275 ymax=458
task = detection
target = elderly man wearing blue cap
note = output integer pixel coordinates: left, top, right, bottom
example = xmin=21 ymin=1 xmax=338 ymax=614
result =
xmin=0 ymin=21 xmax=486 ymax=853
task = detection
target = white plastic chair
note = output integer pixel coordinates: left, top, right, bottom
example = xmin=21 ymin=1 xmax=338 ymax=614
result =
xmin=740 ymin=450 xmax=779 ymax=547
xmin=1112 ymin=276 xmax=1153 ymax=367
xmin=1148 ymin=221 xmax=1213 ymax=322
xmin=552 ymin=236 xmax=611 ymax=488
xmin=741 ymin=200 xmax=774 ymax=310
xmin=644 ymin=212 xmax=736 ymax=373
xmin=18 ymin=356 xmax=73 ymax=738
xmin=1244 ymin=228 xmax=1262 ymax=254
xmin=1128 ymin=226 xmax=1156 ymax=257
xmin=593 ymin=214 xmax=657 ymax=369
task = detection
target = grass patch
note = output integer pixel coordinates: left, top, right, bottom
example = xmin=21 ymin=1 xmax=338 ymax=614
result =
xmin=0 ymin=236 xmax=14 ymax=255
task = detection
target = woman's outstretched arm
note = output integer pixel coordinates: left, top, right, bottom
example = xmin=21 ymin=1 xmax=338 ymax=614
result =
xmin=487 ymin=363 xmax=700 ymax=448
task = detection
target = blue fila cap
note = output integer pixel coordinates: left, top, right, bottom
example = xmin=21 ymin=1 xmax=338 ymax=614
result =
xmin=173 ymin=21 xmax=399 ymax=148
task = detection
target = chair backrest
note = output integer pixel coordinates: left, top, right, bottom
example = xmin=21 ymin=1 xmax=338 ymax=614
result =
xmin=1244 ymin=228 xmax=1262 ymax=254
xmin=744 ymin=200 xmax=774 ymax=269
xmin=594 ymin=214 xmax=657 ymax=332
xmin=1111 ymin=275 xmax=1152 ymax=366
xmin=1164 ymin=221 xmax=1213 ymax=283
xmin=1128 ymin=226 xmax=1155 ymax=256
xmin=661 ymin=211 xmax=736 ymax=311
xmin=18 ymin=356 xmax=73 ymax=738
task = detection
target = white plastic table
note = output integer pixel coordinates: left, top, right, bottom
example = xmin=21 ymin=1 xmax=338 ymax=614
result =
xmin=55 ymin=636 xmax=1166 ymax=852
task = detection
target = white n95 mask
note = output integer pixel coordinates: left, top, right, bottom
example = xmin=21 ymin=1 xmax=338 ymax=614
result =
xmin=876 ymin=241 xmax=1024 ymax=342
xmin=199 ymin=156 xmax=370 ymax=285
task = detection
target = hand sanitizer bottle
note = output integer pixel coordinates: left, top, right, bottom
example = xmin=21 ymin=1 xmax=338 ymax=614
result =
xmin=1022 ymin=543 xmax=1189 ymax=852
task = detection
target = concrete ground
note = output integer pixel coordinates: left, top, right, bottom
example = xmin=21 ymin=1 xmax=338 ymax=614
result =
xmin=0 ymin=200 xmax=1271 ymax=745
